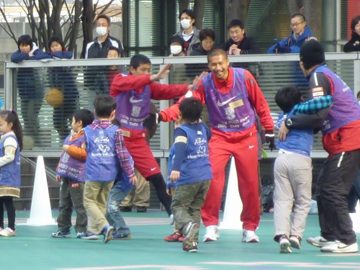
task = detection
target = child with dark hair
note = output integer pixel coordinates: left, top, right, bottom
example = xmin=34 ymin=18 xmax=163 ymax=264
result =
xmin=190 ymin=29 xmax=216 ymax=56
xmin=11 ymin=35 xmax=51 ymax=146
xmin=110 ymin=54 xmax=198 ymax=222
xmin=83 ymin=95 xmax=137 ymax=243
xmin=52 ymin=109 xmax=94 ymax=239
xmin=169 ymin=97 xmax=213 ymax=253
xmin=0 ymin=110 xmax=23 ymax=237
xmin=107 ymin=46 xmax=122 ymax=86
xmin=48 ymin=36 xmax=79 ymax=142
xmin=274 ymin=85 xmax=332 ymax=253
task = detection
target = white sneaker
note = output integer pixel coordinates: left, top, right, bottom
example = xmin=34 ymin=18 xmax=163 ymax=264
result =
xmin=0 ymin=227 xmax=16 ymax=237
xmin=242 ymin=229 xmax=259 ymax=243
xmin=306 ymin=236 xmax=336 ymax=248
xmin=279 ymin=236 xmax=292 ymax=253
xmin=203 ymin=225 xmax=219 ymax=242
xmin=289 ymin=235 xmax=301 ymax=249
xmin=320 ymin=242 xmax=358 ymax=253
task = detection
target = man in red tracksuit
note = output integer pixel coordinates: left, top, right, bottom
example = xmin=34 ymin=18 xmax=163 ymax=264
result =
xmin=110 ymin=54 xmax=198 ymax=218
xmin=147 ymin=49 xmax=274 ymax=243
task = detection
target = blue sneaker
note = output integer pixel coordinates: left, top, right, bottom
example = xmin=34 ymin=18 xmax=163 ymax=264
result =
xmin=81 ymin=232 xmax=99 ymax=240
xmin=51 ymin=231 xmax=71 ymax=238
xmin=76 ymin=232 xmax=86 ymax=239
xmin=112 ymin=231 xmax=131 ymax=240
xmin=102 ymin=225 xmax=114 ymax=243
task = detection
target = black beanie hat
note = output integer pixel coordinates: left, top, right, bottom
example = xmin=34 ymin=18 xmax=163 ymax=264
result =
xmin=300 ymin=40 xmax=325 ymax=69
xmin=168 ymin=35 xmax=185 ymax=50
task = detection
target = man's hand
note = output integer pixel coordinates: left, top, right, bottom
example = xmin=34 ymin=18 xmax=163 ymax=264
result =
xmin=56 ymin=175 xmax=61 ymax=183
xmin=278 ymin=122 xmax=289 ymax=142
xmin=150 ymin=63 xmax=171 ymax=81
xmin=129 ymin=175 xmax=138 ymax=184
xmin=143 ymin=112 xmax=162 ymax=129
xmin=170 ymin=171 xmax=180 ymax=182
xmin=265 ymin=130 xmax=276 ymax=151
xmin=188 ymin=71 xmax=208 ymax=91
xmin=229 ymin=44 xmax=241 ymax=55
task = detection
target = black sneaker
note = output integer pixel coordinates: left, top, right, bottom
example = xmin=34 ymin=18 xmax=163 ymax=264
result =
xmin=137 ymin=207 xmax=147 ymax=213
xmin=120 ymin=206 xmax=132 ymax=212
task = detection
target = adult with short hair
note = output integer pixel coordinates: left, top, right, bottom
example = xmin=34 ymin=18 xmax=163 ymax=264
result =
xmin=85 ymin=15 xmax=125 ymax=109
xmin=268 ymin=13 xmax=315 ymax=54
xmin=190 ymin=29 xmax=216 ymax=56
xmin=222 ymin=19 xmax=260 ymax=55
xmin=147 ymin=49 xmax=274 ymax=243
xmin=343 ymin=15 xmax=360 ymax=52
xmin=173 ymin=9 xmax=200 ymax=56
xmin=278 ymin=40 xmax=360 ymax=253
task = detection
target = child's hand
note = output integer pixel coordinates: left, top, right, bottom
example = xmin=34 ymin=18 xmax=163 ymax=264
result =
xmin=56 ymin=175 xmax=61 ymax=182
xmin=166 ymin=188 xmax=172 ymax=196
xmin=28 ymin=51 xmax=34 ymax=57
xmin=62 ymin=145 xmax=69 ymax=152
xmin=170 ymin=171 xmax=180 ymax=182
xmin=129 ymin=175 xmax=138 ymax=184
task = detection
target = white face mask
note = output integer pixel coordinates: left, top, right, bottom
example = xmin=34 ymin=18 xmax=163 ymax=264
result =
xmin=170 ymin=45 xmax=182 ymax=55
xmin=180 ymin=19 xmax=192 ymax=30
xmin=96 ymin=26 xmax=108 ymax=37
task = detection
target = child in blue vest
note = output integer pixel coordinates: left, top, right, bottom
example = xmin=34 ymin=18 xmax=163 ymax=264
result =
xmin=0 ymin=110 xmax=23 ymax=237
xmin=106 ymin=118 xmax=134 ymax=240
xmin=169 ymin=97 xmax=213 ymax=253
xmin=274 ymin=85 xmax=332 ymax=253
xmin=83 ymin=95 xmax=137 ymax=243
xmin=52 ymin=109 xmax=94 ymax=239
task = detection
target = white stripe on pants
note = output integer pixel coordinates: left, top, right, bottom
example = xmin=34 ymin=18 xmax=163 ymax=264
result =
xmin=273 ymin=152 xmax=312 ymax=238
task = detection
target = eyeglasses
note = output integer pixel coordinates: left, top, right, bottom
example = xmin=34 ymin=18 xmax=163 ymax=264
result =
xmin=290 ymin=21 xmax=304 ymax=28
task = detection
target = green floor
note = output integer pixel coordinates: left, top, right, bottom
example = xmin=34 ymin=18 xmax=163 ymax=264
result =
xmin=1 ymin=211 xmax=360 ymax=270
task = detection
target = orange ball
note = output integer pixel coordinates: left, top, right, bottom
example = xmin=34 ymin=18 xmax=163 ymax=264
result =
xmin=45 ymin=88 xmax=63 ymax=107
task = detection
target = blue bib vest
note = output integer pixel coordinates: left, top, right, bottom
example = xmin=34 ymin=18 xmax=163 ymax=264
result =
xmin=315 ymin=65 xmax=360 ymax=134
xmin=169 ymin=124 xmax=213 ymax=186
xmin=276 ymin=110 xmax=313 ymax=157
xmin=114 ymin=82 xmax=151 ymax=130
xmin=203 ymin=68 xmax=255 ymax=132
xmin=84 ymin=125 xmax=118 ymax=181
xmin=56 ymin=134 xmax=86 ymax=182
xmin=0 ymin=135 xmax=21 ymax=187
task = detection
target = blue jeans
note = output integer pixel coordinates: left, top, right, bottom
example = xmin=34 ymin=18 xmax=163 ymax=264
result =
xmin=106 ymin=187 xmax=131 ymax=234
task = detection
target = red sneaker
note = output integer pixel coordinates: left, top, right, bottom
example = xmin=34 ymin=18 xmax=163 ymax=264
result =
xmin=164 ymin=232 xmax=182 ymax=242
xmin=178 ymin=235 xmax=184 ymax=242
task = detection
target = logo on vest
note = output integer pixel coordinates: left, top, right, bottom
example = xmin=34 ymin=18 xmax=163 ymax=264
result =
xmin=225 ymin=107 xmax=236 ymax=120
xmin=131 ymin=106 xmax=141 ymax=117
xmin=98 ymin=144 xmax=110 ymax=153
xmin=130 ymin=96 xmax=143 ymax=103
xmin=217 ymin=96 xmax=237 ymax=107
xmin=94 ymin=136 xmax=110 ymax=143
xmin=61 ymin=152 xmax=70 ymax=163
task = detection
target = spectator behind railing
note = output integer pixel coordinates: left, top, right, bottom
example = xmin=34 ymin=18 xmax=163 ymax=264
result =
xmin=267 ymin=13 xmax=315 ymax=54
xmin=84 ymin=14 xmax=125 ymax=111
xmin=343 ymin=15 xmax=360 ymax=52
xmin=48 ymin=36 xmax=79 ymax=142
xmin=11 ymin=35 xmax=51 ymax=147
xmin=173 ymin=9 xmax=200 ymax=56
xmin=222 ymin=19 xmax=260 ymax=55
xmin=190 ymin=29 xmax=216 ymax=56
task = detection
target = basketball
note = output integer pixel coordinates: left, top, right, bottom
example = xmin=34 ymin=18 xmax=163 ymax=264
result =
xmin=45 ymin=88 xmax=63 ymax=108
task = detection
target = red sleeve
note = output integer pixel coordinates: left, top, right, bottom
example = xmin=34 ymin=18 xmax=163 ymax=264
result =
xmin=110 ymin=73 xmax=152 ymax=97
xmin=160 ymin=80 xmax=206 ymax=122
xmin=244 ymin=70 xmax=274 ymax=131
xmin=149 ymin=82 xmax=189 ymax=100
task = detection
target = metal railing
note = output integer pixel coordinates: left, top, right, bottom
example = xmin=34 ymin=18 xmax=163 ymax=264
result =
xmin=5 ymin=53 xmax=360 ymax=167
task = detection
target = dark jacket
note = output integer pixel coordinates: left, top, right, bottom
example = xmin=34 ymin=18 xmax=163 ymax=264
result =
xmin=267 ymin=25 xmax=314 ymax=54
xmin=190 ymin=43 xmax=209 ymax=56
xmin=11 ymin=44 xmax=51 ymax=99
xmin=343 ymin=33 xmax=360 ymax=52
xmin=222 ymin=35 xmax=261 ymax=54
xmin=85 ymin=35 xmax=124 ymax=59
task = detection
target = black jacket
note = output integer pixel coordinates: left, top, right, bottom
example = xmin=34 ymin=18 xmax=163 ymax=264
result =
xmin=343 ymin=33 xmax=360 ymax=52
xmin=85 ymin=35 xmax=124 ymax=58
xmin=222 ymin=35 xmax=260 ymax=54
